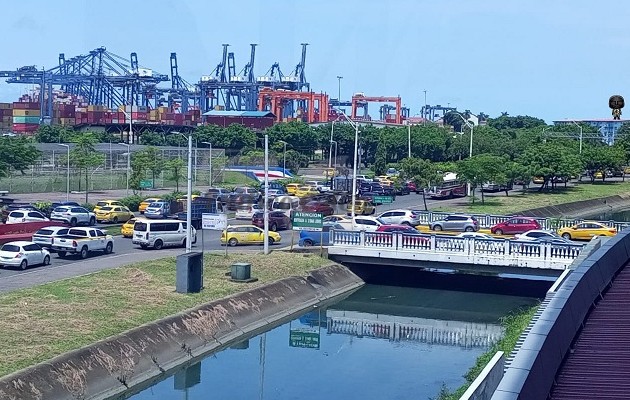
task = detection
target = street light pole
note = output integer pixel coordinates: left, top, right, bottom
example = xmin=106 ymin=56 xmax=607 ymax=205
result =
xmin=336 ymin=76 xmax=343 ymax=101
xmin=186 ymin=133 xmax=193 ymax=253
xmin=570 ymin=120 xmax=583 ymax=154
xmin=333 ymin=111 xmax=360 ymax=228
xmin=118 ymin=143 xmax=131 ymax=195
xmin=202 ymin=141 xmax=212 ymax=186
xmin=328 ymin=120 xmax=335 ymax=168
xmin=263 ymin=134 xmax=270 ymax=255
xmin=330 ymin=140 xmax=338 ymax=170
xmin=57 ymin=144 xmax=70 ymax=201
xmin=423 ymin=89 xmax=427 ymax=124
xmin=279 ymin=140 xmax=287 ymax=177
xmin=407 ymin=124 xmax=412 ymax=158
xmin=120 ymin=110 xmax=133 ymax=144
xmin=454 ymin=113 xmax=474 ymax=196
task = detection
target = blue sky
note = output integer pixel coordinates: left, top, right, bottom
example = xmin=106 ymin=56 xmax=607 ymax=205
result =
xmin=1 ymin=0 xmax=627 ymax=123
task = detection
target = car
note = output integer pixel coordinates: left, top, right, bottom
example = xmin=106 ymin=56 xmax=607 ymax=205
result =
xmin=206 ymin=188 xmax=231 ymax=204
xmin=0 ymin=241 xmax=51 ymax=270
xmin=337 ymin=216 xmax=383 ymax=232
xmin=532 ymin=176 xmax=545 ymax=184
xmin=406 ymin=181 xmax=418 ymax=193
xmin=252 ymin=210 xmax=291 ymax=231
xmin=324 ymin=215 xmax=352 ymax=224
xmin=138 ymin=198 xmax=162 ymax=214
xmin=31 ymin=226 xmax=70 ymax=249
xmin=490 ymin=217 xmax=541 ymax=235
xmin=226 ymin=193 xmax=257 ymax=211
xmin=265 ymin=189 xmax=286 ymax=199
xmin=299 ymin=223 xmax=344 ymax=247
xmin=50 ymin=206 xmax=96 ymax=226
xmin=302 ymin=201 xmax=335 ymax=216
xmin=532 ymin=236 xmax=574 ymax=245
xmin=375 ymin=224 xmax=430 ymax=244
xmin=121 ymin=217 xmax=140 ymax=238
xmin=6 ymin=210 xmax=49 ymax=224
xmin=233 ymin=187 xmax=261 ymax=201
xmin=514 ymin=230 xmax=560 ymax=241
xmin=235 ymin=204 xmax=263 ymax=220
xmin=93 ymin=200 xmax=124 ymax=211
xmin=394 ymin=185 xmax=410 ymax=196
xmin=346 ymin=200 xmax=376 ymax=216
xmin=50 ymin=201 xmax=81 ymax=213
xmin=50 ymin=227 xmax=114 ymax=258
xmin=285 ymin=183 xmax=301 ymax=195
xmin=430 ymin=215 xmax=479 ymax=232
xmin=144 ymin=201 xmax=172 ymax=219
xmin=95 ymin=206 xmax=134 ymax=223
xmin=377 ymin=209 xmax=421 ymax=226
xmin=386 ymin=168 xmax=399 ymax=177
xmin=456 ymin=232 xmax=494 ymax=240
xmin=221 ymin=225 xmax=281 ymax=246
xmin=557 ymin=222 xmax=617 ymax=241
xmin=295 ymin=186 xmax=320 ymax=198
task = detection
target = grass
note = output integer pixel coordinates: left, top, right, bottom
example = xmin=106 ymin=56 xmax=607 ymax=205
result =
xmin=101 ymin=225 xmax=123 ymax=236
xmin=435 ymin=304 xmax=539 ymax=399
xmin=0 ymin=251 xmax=329 ymax=378
xmin=433 ymin=181 xmax=630 ymax=215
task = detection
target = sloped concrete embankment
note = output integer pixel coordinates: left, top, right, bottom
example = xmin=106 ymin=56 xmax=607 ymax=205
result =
xmin=0 ymin=264 xmax=363 ymax=400
xmin=520 ymin=194 xmax=630 ymax=218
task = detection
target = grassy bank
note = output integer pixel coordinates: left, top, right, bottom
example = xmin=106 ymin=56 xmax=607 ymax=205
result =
xmin=0 ymin=252 xmax=329 ymax=378
xmin=434 ymin=181 xmax=630 ymax=215
xmin=434 ymin=304 xmax=539 ymax=399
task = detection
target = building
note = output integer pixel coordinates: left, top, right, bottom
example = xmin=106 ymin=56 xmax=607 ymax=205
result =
xmin=201 ymin=110 xmax=275 ymax=130
xmin=553 ymin=119 xmax=629 ymax=145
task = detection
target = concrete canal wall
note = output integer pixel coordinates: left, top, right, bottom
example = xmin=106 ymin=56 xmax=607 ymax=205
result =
xmin=520 ymin=193 xmax=630 ymax=219
xmin=0 ymin=264 xmax=364 ymax=400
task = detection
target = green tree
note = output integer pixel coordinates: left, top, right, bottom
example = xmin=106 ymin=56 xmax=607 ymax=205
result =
xmin=139 ymin=132 xmax=166 ymax=146
xmin=281 ymin=149 xmax=308 ymax=174
xmin=373 ymin=142 xmax=387 ymax=175
xmin=130 ymin=146 xmax=164 ymax=190
xmin=581 ymin=145 xmax=625 ymax=182
xmin=518 ymin=142 xmax=582 ymax=191
xmin=69 ymin=133 xmax=105 ymax=204
xmin=34 ymin=125 xmax=76 ymax=143
xmin=399 ymin=157 xmax=439 ymax=210
xmin=487 ymin=115 xmax=546 ymax=130
xmin=165 ymin=158 xmax=185 ymax=192
xmin=0 ymin=137 xmax=41 ymax=174
xmin=456 ymin=154 xmax=506 ymax=203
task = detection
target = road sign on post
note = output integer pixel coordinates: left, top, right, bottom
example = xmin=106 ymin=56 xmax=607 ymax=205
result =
xmin=140 ymin=179 xmax=153 ymax=189
xmin=202 ymin=213 xmax=227 ymax=230
xmin=373 ymin=195 xmax=393 ymax=204
xmin=291 ymin=211 xmax=323 ymax=231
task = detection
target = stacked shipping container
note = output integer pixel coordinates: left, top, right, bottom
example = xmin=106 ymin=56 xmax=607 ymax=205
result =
xmin=0 ymin=103 xmax=12 ymax=131
xmin=12 ymin=102 xmax=40 ymax=133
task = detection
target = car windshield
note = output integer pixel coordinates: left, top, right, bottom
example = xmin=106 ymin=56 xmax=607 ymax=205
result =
xmin=99 ymin=207 xmax=113 ymax=211
xmin=134 ymin=221 xmax=148 ymax=232
xmin=1 ymin=244 xmax=20 ymax=252
xmin=96 ymin=202 xmax=108 ymax=207
xmin=35 ymin=229 xmax=55 ymax=235
xmin=53 ymin=207 xmax=70 ymax=212
xmin=148 ymin=202 xmax=162 ymax=207
xmin=273 ymin=202 xmax=291 ymax=210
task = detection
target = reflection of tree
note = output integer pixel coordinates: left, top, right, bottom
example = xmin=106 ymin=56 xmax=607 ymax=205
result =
xmin=173 ymin=362 xmax=201 ymax=399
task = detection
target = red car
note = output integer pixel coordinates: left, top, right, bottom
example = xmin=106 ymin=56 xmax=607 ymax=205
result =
xmin=374 ymin=224 xmax=430 ymax=245
xmin=252 ymin=211 xmax=291 ymax=232
xmin=405 ymin=181 xmax=417 ymax=192
xmin=490 ymin=217 xmax=541 ymax=235
xmin=301 ymin=201 xmax=335 ymax=216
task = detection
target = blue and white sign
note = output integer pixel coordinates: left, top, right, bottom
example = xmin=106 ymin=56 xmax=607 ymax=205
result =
xmin=202 ymin=213 xmax=227 ymax=230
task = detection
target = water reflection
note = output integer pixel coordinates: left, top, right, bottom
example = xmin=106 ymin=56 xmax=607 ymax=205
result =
xmin=124 ymin=285 xmax=537 ymax=400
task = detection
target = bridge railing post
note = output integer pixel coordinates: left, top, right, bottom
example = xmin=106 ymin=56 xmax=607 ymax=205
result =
xmin=504 ymin=240 xmax=511 ymax=256
xmin=360 ymin=230 xmax=366 ymax=247
xmin=430 ymin=234 xmax=436 ymax=251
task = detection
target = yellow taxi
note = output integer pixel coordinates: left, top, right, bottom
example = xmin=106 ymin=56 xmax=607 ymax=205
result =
xmin=377 ymin=176 xmax=394 ymax=186
xmin=532 ymin=176 xmax=545 ymax=184
xmin=286 ymin=183 xmax=301 ymax=195
xmin=346 ymin=200 xmax=376 ymax=215
xmin=593 ymin=171 xmax=604 ymax=179
xmin=220 ymin=225 xmax=282 ymax=246
xmin=323 ymin=167 xmax=337 ymax=178
xmin=178 ymin=194 xmax=200 ymax=201
xmin=557 ymin=222 xmax=617 ymax=241
xmin=95 ymin=205 xmax=134 ymax=223
xmin=94 ymin=200 xmax=124 ymax=211
xmin=295 ymin=185 xmax=319 ymax=198
xmin=139 ymin=198 xmax=162 ymax=214
xmin=121 ymin=217 xmax=139 ymax=238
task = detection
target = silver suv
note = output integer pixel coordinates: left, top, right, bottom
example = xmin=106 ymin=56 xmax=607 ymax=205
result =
xmin=377 ymin=209 xmax=421 ymax=226
xmin=429 ymin=214 xmax=479 ymax=232
xmin=50 ymin=206 xmax=96 ymax=226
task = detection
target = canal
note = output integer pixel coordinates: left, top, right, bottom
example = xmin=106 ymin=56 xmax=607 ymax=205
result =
xmin=586 ymin=208 xmax=630 ymax=222
xmin=114 ymin=282 xmax=540 ymax=400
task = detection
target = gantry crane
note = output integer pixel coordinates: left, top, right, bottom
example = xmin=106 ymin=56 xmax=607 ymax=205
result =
xmin=351 ymin=94 xmax=402 ymax=124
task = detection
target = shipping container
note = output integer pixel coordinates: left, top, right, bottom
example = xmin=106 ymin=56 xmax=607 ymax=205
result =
xmin=12 ymin=102 xmax=39 ymax=110
xmin=13 ymin=116 xmax=40 ymax=124
xmin=0 ymin=103 xmax=12 ymax=110
xmin=12 ymin=109 xmax=40 ymax=117
xmin=12 ymin=123 xmax=38 ymax=132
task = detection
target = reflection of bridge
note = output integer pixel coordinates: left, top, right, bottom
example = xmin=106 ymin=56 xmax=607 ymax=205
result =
xmin=326 ymin=310 xmax=504 ymax=349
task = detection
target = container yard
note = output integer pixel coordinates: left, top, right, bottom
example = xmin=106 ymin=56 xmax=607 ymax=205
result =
xmin=0 ymin=45 xmax=411 ymax=137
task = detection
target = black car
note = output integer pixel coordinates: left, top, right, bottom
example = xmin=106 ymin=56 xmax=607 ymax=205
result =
xmin=394 ymin=185 xmax=410 ymax=196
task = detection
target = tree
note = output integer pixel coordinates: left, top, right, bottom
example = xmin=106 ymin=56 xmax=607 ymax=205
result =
xmin=456 ymin=154 xmax=506 ymax=203
xmin=130 ymin=146 xmax=163 ymax=190
xmin=518 ymin=142 xmax=582 ymax=191
xmin=139 ymin=132 xmax=166 ymax=146
xmin=373 ymin=142 xmax=387 ymax=175
xmin=281 ymin=149 xmax=308 ymax=174
xmin=34 ymin=125 xmax=76 ymax=143
xmin=581 ymin=145 xmax=625 ymax=182
xmin=69 ymin=133 xmax=105 ymax=204
xmin=487 ymin=115 xmax=546 ymax=130
xmin=165 ymin=158 xmax=185 ymax=192
xmin=0 ymin=137 xmax=41 ymax=174
xmin=398 ymin=157 xmax=439 ymax=210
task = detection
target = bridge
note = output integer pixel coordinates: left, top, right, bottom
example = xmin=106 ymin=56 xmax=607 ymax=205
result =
xmin=327 ymin=230 xmax=583 ymax=273
xmin=459 ymin=229 xmax=630 ymax=400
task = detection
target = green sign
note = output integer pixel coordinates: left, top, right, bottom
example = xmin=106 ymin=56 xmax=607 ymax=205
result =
xmin=140 ymin=179 xmax=153 ymax=189
xmin=289 ymin=329 xmax=320 ymax=349
xmin=373 ymin=195 xmax=393 ymax=204
xmin=291 ymin=211 xmax=323 ymax=231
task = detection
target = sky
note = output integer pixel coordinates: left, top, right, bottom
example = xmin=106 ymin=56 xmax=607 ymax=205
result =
xmin=1 ymin=0 xmax=628 ymax=123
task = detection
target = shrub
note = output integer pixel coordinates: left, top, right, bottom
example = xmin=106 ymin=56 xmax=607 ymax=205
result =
xmin=119 ymin=195 xmax=145 ymax=212
xmin=82 ymin=202 xmax=95 ymax=211
xmin=33 ymin=201 xmax=53 ymax=216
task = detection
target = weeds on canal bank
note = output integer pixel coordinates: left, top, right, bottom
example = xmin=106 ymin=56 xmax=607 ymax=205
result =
xmin=0 ymin=252 xmax=329 ymax=378
xmin=431 ymin=304 xmax=540 ymax=400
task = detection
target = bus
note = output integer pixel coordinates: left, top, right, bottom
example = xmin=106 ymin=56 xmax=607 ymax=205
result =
xmin=427 ymin=172 xmax=467 ymax=199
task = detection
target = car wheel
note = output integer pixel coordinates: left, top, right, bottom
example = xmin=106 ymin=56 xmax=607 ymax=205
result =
xmin=140 ymin=244 xmax=148 ymax=249
xmin=19 ymin=260 xmax=28 ymax=270
xmin=43 ymin=255 xmax=50 ymax=265
xmin=303 ymin=239 xmax=314 ymax=247
xmin=228 ymin=238 xmax=238 ymax=247
xmin=495 ymin=229 xmax=504 ymax=235
xmin=112 ymin=216 xmax=118 ymax=224
xmin=154 ymin=239 xmax=164 ymax=250
xmin=370 ymin=209 xmax=376 ymax=215
xmin=104 ymin=242 xmax=113 ymax=254
xmin=268 ymin=237 xmax=275 ymax=245
xmin=80 ymin=246 xmax=89 ymax=259
xmin=432 ymin=225 xmax=443 ymax=231
xmin=270 ymin=223 xmax=278 ymax=232
xmin=562 ymin=233 xmax=572 ymax=240
xmin=89 ymin=217 xmax=95 ymax=226
xmin=402 ymin=221 xmax=411 ymax=226
xmin=464 ymin=226 xmax=474 ymax=232
xmin=57 ymin=251 xmax=67 ymax=258
xmin=70 ymin=218 xmax=77 ymax=227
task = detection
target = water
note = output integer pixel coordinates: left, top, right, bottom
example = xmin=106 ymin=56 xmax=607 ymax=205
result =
xmin=119 ymin=284 xmax=538 ymax=400
xmin=585 ymin=208 xmax=630 ymax=222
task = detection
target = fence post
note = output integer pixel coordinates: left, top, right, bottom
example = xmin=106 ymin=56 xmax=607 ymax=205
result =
xmin=360 ymin=230 xmax=365 ymax=246
xmin=430 ymin=234 xmax=436 ymax=251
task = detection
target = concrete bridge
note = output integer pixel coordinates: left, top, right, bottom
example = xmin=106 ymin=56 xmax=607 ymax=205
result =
xmin=461 ymin=229 xmax=630 ymax=400
xmin=327 ymin=230 xmax=583 ymax=274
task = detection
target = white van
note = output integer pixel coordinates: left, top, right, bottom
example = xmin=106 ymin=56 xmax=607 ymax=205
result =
xmin=271 ymin=195 xmax=301 ymax=217
xmin=132 ymin=219 xmax=197 ymax=250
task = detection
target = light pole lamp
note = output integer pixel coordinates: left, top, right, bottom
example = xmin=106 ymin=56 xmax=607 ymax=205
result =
xmin=569 ymin=120 xmax=583 ymax=154
xmin=336 ymin=111 xmax=360 ymax=228
xmin=118 ymin=143 xmax=131 ymax=195
xmin=56 ymin=143 xmax=70 ymax=201
xmin=330 ymin=140 xmax=338 ymax=170
xmin=279 ymin=140 xmax=287 ymax=177
xmin=407 ymin=124 xmax=412 ymax=158
xmin=201 ymin=141 xmax=212 ymax=186
xmin=175 ymin=132 xmax=194 ymax=252
xmin=336 ymin=76 xmax=343 ymax=101
xmin=120 ymin=109 xmax=133 ymax=144
xmin=454 ymin=112 xmax=474 ymax=196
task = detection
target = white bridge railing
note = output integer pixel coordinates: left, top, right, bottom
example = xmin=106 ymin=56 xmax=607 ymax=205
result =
xmin=329 ymin=230 xmax=584 ymax=269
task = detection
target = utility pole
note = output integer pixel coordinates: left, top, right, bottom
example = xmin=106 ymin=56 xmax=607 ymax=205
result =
xmin=336 ymin=76 xmax=343 ymax=101
xmin=263 ymin=134 xmax=270 ymax=255
xmin=423 ymin=90 xmax=427 ymax=124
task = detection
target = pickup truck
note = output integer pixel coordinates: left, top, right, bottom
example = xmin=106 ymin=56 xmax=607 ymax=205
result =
xmin=50 ymin=227 xmax=114 ymax=259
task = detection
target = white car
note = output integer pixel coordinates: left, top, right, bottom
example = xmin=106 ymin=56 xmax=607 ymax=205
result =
xmin=235 ymin=204 xmax=262 ymax=220
xmin=32 ymin=226 xmax=70 ymax=249
xmin=456 ymin=232 xmax=494 ymax=240
xmin=377 ymin=209 xmax=421 ymax=226
xmin=50 ymin=206 xmax=96 ymax=226
xmin=6 ymin=210 xmax=49 ymax=224
xmin=514 ymin=230 xmax=559 ymax=241
xmin=337 ymin=216 xmax=383 ymax=232
xmin=0 ymin=241 xmax=51 ymax=270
